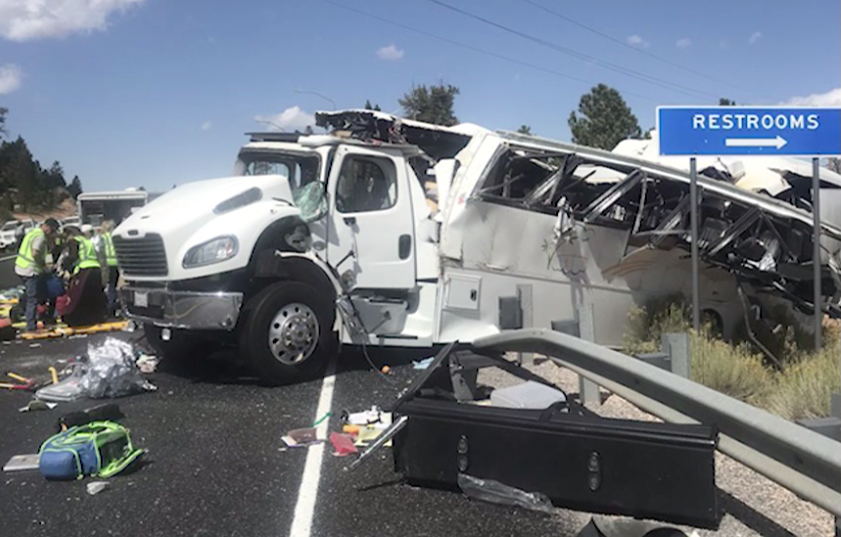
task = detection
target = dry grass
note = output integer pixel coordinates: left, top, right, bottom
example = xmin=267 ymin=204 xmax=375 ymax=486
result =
xmin=623 ymin=297 xmax=841 ymax=420
xmin=690 ymin=335 xmax=774 ymax=406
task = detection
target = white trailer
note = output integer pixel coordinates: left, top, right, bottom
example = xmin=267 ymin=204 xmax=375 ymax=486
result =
xmin=77 ymin=189 xmax=155 ymax=230
xmin=112 ymin=110 xmax=841 ymax=383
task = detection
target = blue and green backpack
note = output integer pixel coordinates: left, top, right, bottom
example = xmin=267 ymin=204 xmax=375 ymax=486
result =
xmin=38 ymin=421 xmax=145 ymax=481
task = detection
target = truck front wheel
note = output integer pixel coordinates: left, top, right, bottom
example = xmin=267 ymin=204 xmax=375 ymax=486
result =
xmin=240 ymin=281 xmax=336 ymax=385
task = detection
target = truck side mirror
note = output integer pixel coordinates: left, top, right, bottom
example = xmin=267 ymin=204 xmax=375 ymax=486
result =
xmin=293 ymin=182 xmax=329 ymax=223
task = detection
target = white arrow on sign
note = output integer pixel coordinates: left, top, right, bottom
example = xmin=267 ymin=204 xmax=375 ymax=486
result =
xmin=725 ymin=135 xmax=788 ymax=149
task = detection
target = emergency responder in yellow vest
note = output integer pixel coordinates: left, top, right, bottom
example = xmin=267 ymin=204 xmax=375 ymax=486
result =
xmin=14 ymin=218 xmax=60 ymax=333
xmin=59 ymin=225 xmax=106 ymax=327
xmin=96 ymin=220 xmax=120 ymax=317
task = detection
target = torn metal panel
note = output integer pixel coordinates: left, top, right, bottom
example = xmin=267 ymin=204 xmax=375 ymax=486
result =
xmin=315 ymin=109 xmax=476 ymax=160
xmin=311 ymin=111 xmax=841 ymax=341
xmin=468 ymin=132 xmax=841 ymax=319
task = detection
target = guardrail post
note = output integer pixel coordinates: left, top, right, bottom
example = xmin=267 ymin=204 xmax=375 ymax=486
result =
xmin=662 ymin=333 xmax=691 ymax=379
xmin=577 ymin=303 xmax=601 ymax=407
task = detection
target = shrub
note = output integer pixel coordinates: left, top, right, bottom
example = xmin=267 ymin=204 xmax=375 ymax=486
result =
xmin=623 ymin=296 xmax=840 ymax=419
xmin=689 ymin=334 xmax=773 ymax=405
xmin=766 ymin=343 xmax=841 ymax=420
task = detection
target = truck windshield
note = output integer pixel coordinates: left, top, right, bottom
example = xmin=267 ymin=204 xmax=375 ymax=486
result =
xmin=237 ymin=152 xmax=321 ymax=192
xmin=1 ymin=222 xmax=16 ymax=231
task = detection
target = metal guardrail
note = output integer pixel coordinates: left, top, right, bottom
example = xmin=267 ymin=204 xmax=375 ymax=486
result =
xmin=473 ymin=328 xmax=841 ymax=518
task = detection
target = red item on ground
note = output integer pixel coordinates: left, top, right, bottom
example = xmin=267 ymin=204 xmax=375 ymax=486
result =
xmin=329 ymin=432 xmax=358 ymax=456
xmin=55 ymin=294 xmax=71 ymax=316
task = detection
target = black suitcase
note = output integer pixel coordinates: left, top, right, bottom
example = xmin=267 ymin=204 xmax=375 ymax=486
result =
xmin=389 ymin=344 xmax=721 ymax=530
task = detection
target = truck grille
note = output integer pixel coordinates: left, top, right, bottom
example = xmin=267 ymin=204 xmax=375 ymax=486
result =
xmin=113 ymin=234 xmax=169 ymax=277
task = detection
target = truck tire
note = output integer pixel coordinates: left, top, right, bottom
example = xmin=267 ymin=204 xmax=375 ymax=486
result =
xmin=239 ymin=281 xmax=336 ymax=385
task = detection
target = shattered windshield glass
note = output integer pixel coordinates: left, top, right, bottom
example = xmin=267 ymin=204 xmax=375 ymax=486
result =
xmin=236 ymin=151 xmax=325 ymax=220
xmin=237 ymin=152 xmax=319 ymax=188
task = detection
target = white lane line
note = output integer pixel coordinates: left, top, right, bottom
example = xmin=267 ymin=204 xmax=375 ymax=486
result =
xmin=289 ymin=356 xmax=337 ymax=537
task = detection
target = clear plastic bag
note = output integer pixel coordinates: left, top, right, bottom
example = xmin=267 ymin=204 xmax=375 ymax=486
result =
xmin=457 ymin=473 xmax=554 ymax=514
xmin=78 ymin=337 xmax=156 ymax=398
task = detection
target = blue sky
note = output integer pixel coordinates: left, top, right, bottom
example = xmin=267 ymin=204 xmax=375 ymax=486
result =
xmin=0 ymin=0 xmax=839 ymax=193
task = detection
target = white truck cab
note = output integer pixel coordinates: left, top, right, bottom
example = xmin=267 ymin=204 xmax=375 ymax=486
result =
xmin=114 ymin=109 xmax=841 ymax=383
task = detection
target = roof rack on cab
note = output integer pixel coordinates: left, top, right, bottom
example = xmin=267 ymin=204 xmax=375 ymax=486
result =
xmin=246 ymin=132 xmax=303 ymax=143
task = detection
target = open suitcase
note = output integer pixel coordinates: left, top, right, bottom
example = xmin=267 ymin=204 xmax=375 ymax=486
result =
xmin=388 ymin=343 xmax=721 ymax=530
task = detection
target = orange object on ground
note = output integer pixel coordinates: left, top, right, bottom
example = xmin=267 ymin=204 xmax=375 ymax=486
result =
xmin=342 ymin=424 xmax=360 ymax=435
xmin=381 ymin=365 xmax=391 ymax=374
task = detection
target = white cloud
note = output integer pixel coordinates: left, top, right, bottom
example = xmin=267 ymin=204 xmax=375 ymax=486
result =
xmin=254 ymin=106 xmax=314 ymax=132
xmin=201 ymin=121 xmax=211 ymax=132
xmin=676 ymin=38 xmax=691 ymax=49
xmin=626 ymin=34 xmax=650 ymax=49
xmin=0 ymin=0 xmax=144 ymax=42
xmin=0 ymin=63 xmax=22 ymax=94
xmin=781 ymin=87 xmax=841 ymax=107
xmin=376 ymin=44 xmax=404 ymax=61
xmin=749 ymin=31 xmax=762 ymax=45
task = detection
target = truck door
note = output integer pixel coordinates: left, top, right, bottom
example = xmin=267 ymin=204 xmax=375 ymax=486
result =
xmin=326 ymin=145 xmax=416 ymax=290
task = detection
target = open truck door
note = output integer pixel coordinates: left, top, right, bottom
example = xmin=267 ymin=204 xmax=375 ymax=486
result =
xmin=326 ymin=144 xmax=416 ymax=290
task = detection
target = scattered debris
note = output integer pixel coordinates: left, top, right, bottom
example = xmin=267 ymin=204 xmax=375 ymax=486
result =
xmin=342 ymin=406 xmax=385 ymax=426
xmin=86 ymin=481 xmax=111 ymax=495
xmin=489 ymin=381 xmax=566 ymax=409
xmin=0 ymin=373 xmax=35 ymax=391
xmin=79 ymin=338 xmax=155 ymax=398
xmin=18 ymin=400 xmax=58 ymax=413
xmin=58 ymin=403 xmax=123 ymax=432
xmin=311 ymin=412 xmax=331 ymax=427
xmin=135 ymin=354 xmax=158 ymax=374
xmin=329 ymin=432 xmax=358 ymax=457
xmin=35 ymin=365 xmax=85 ymax=402
xmin=458 ymin=473 xmax=554 ymax=514
xmin=281 ymin=427 xmax=321 ymax=449
xmin=29 ymin=343 xmax=41 ymax=348
xmin=412 ymin=357 xmax=434 ymax=370
xmin=3 ymin=454 xmax=40 ymax=472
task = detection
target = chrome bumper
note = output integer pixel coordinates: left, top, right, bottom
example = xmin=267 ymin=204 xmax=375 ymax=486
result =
xmin=120 ymin=286 xmax=243 ymax=330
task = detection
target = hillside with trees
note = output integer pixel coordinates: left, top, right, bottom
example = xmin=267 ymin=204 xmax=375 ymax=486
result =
xmin=0 ymin=108 xmax=83 ymax=222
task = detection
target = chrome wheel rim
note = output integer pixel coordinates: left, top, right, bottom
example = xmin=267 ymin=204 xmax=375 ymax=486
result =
xmin=268 ymin=303 xmax=319 ymax=365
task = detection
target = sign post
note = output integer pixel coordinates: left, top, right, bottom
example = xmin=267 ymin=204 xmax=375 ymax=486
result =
xmin=814 ymin=157 xmax=822 ymax=350
xmin=657 ymin=106 xmax=841 ymax=345
xmin=689 ymin=157 xmax=699 ymax=332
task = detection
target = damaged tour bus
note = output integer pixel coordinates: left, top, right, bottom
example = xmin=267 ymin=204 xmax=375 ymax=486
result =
xmin=113 ymin=109 xmax=841 ymax=383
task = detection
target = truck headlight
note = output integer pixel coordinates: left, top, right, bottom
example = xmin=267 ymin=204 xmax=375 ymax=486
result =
xmin=182 ymin=236 xmax=239 ymax=268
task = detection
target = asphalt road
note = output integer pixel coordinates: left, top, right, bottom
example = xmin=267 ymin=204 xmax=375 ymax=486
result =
xmin=0 ymin=333 xmax=592 ymax=537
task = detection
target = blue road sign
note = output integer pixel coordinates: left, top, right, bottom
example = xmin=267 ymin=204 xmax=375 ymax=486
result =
xmin=657 ymin=106 xmax=841 ymax=157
